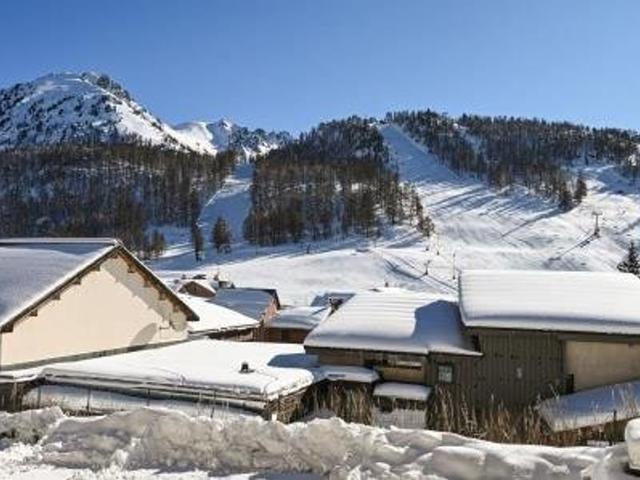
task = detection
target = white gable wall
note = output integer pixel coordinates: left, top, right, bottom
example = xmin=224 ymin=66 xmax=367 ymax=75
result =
xmin=0 ymin=253 xmax=188 ymax=368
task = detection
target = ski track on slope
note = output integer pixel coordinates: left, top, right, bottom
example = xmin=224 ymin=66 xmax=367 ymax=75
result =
xmin=153 ymin=124 xmax=640 ymax=305
xmin=380 ymin=123 xmax=640 ymax=273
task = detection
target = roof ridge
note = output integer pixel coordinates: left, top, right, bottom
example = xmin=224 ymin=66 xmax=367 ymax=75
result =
xmin=0 ymin=238 xmax=120 ymax=246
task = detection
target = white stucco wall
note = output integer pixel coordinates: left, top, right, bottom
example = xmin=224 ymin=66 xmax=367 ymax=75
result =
xmin=0 ymin=254 xmax=188 ymax=368
xmin=565 ymin=340 xmax=640 ymax=391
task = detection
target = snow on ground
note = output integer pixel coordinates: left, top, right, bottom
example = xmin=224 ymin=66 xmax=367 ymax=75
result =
xmin=0 ymin=407 xmax=634 ymax=479
xmin=152 ymin=123 xmax=640 ymax=305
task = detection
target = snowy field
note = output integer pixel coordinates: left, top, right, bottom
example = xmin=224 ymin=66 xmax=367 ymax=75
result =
xmin=0 ymin=407 xmax=635 ymax=479
xmin=151 ymin=123 xmax=640 ymax=305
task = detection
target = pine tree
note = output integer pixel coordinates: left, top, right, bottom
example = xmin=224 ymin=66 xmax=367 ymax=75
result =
xmin=558 ymin=183 xmax=574 ymax=211
xmin=574 ymin=172 xmax=587 ymax=204
xmin=618 ymin=241 xmax=640 ymax=276
xmin=211 ymin=216 xmax=232 ymax=253
xmin=191 ymin=222 xmax=204 ymax=261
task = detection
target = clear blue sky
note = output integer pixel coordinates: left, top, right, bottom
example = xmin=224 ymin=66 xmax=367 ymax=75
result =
xmin=1 ymin=0 xmax=638 ymax=133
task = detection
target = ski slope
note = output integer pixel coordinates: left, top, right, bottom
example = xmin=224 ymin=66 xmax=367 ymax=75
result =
xmin=153 ymin=124 xmax=640 ymax=305
xmin=381 ymin=123 xmax=640 ymax=272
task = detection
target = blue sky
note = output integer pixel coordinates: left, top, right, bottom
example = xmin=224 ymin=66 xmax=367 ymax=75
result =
xmin=1 ymin=1 xmax=639 ymax=133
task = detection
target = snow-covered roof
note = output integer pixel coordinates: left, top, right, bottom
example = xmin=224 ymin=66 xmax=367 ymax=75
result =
xmin=538 ymin=380 xmax=640 ymax=431
xmin=212 ymin=288 xmax=277 ymax=320
xmin=270 ymin=306 xmax=330 ymax=331
xmin=459 ymin=270 xmax=640 ymax=334
xmin=40 ymin=339 xmax=324 ymax=401
xmin=304 ymin=289 xmax=480 ymax=356
xmin=310 ymin=291 xmax=356 ymax=307
xmin=0 ymin=238 xmax=118 ymax=328
xmin=180 ymin=294 xmax=258 ymax=334
xmin=321 ymin=365 xmax=380 ymax=383
xmin=177 ymin=279 xmax=216 ymax=296
xmin=374 ymin=382 xmax=432 ymax=402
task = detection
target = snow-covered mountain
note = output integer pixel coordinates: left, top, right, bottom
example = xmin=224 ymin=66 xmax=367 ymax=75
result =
xmin=174 ymin=119 xmax=290 ymax=160
xmin=0 ymin=72 xmax=289 ymax=157
xmin=0 ymin=72 xmax=217 ymax=153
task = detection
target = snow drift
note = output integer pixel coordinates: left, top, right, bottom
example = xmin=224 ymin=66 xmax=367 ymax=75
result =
xmin=0 ymin=407 xmax=631 ymax=479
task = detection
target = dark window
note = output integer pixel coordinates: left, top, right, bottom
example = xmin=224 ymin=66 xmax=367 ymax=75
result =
xmin=471 ymin=335 xmax=481 ymax=351
xmin=437 ymin=363 xmax=454 ymax=383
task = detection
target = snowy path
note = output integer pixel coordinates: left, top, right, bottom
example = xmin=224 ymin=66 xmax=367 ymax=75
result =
xmin=198 ymin=162 xmax=253 ymax=244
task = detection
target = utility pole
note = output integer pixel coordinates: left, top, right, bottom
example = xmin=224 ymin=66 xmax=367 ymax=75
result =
xmin=452 ymin=251 xmax=457 ymax=280
xmin=592 ymin=211 xmax=602 ymax=238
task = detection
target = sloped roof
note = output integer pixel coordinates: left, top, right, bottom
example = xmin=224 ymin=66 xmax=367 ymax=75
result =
xmin=459 ymin=269 xmax=640 ymax=334
xmin=271 ymin=305 xmax=330 ymax=331
xmin=304 ymin=288 xmax=479 ymax=356
xmin=0 ymin=238 xmax=197 ymax=330
xmin=212 ymin=288 xmax=277 ymax=320
xmin=0 ymin=239 xmax=118 ymax=329
xmin=180 ymin=294 xmax=258 ymax=334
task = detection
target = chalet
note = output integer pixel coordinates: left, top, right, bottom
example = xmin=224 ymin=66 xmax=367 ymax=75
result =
xmin=454 ymin=269 xmax=640 ymax=406
xmin=305 ymin=271 xmax=640 ymax=428
xmin=304 ymin=287 xmax=480 ymax=426
xmin=266 ymin=305 xmax=330 ymax=343
xmin=0 ymin=238 xmax=196 ymax=370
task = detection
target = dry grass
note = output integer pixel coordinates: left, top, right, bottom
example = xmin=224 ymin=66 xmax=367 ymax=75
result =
xmin=427 ymin=386 xmax=625 ymax=446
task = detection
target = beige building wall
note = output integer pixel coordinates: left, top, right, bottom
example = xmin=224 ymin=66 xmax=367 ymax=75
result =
xmin=0 ymin=254 xmax=188 ymax=368
xmin=565 ymin=340 xmax=640 ymax=391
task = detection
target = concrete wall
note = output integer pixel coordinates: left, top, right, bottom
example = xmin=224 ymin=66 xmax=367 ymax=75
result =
xmin=565 ymin=340 xmax=640 ymax=391
xmin=0 ymin=253 xmax=188 ymax=368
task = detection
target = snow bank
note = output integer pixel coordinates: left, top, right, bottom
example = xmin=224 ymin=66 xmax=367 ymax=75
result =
xmin=0 ymin=407 xmax=64 ymax=443
xmin=0 ymin=407 xmax=621 ymax=479
xmin=626 ymin=418 xmax=640 ymax=472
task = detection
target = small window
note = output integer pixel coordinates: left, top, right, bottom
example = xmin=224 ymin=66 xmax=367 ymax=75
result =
xmin=437 ymin=364 xmax=454 ymax=384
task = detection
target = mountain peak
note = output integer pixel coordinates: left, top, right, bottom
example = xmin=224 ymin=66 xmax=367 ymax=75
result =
xmin=174 ymin=118 xmax=290 ymax=160
xmin=0 ymin=72 xmax=290 ymax=156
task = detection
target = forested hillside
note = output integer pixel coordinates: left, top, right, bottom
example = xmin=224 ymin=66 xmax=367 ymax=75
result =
xmin=0 ymin=144 xmax=235 ymax=256
xmin=243 ymin=116 xmax=433 ymax=245
xmin=390 ymin=110 xmax=639 ymax=208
